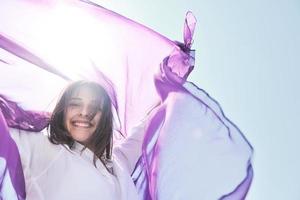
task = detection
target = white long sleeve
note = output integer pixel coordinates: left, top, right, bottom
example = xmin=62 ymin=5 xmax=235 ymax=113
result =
xmin=113 ymin=120 xmax=148 ymax=174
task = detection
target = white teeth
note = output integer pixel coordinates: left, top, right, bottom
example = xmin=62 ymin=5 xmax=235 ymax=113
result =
xmin=73 ymin=122 xmax=91 ymax=128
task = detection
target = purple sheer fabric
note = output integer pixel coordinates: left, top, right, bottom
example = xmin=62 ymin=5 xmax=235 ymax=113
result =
xmin=0 ymin=1 xmax=253 ymax=199
xmin=0 ymin=109 xmax=25 ymax=200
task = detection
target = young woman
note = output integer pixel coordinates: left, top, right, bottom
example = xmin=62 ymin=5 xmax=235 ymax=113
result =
xmin=10 ymin=80 xmax=147 ymax=200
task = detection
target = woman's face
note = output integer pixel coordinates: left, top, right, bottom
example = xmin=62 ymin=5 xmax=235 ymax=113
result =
xmin=64 ymin=86 xmax=102 ymax=144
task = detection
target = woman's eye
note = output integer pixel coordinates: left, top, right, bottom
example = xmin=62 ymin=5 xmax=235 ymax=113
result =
xmin=90 ymin=105 xmax=102 ymax=111
xmin=68 ymin=102 xmax=81 ymax=107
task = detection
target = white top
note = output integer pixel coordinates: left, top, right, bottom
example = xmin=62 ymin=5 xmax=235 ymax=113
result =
xmin=10 ymin=122 xmax=146 ymax=200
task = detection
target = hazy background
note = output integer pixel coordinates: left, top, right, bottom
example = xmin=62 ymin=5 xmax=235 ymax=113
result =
xmin=94 ymin=1 xmax=300 ymax=199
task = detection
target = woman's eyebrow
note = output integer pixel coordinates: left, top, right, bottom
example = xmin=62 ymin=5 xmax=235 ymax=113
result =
xmin=69 ymin=97 xmax=82 ymax=101
xmin=90 ymin=100 xmax=99 ymax=104
xmin=70 ymin=98 xmax=99 ymax=104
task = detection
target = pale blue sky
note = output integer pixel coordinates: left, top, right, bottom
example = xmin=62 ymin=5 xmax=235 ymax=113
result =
xmin=96 ymin=1 xmax=300 ymax=199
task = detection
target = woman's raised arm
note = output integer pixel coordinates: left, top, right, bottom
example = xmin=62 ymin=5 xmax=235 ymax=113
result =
xmin=113 ymin=119 xmax=149 ymax=174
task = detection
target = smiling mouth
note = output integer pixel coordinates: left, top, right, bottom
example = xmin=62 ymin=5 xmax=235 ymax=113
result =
xmin=71 ymin=121 xmax=93 ymax=128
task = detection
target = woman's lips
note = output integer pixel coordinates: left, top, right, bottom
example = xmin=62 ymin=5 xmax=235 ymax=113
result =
xmin=71 ymin=120 xmax=93 ymax=128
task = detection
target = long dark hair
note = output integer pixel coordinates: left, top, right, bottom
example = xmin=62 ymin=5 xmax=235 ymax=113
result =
xmin=48 ymin=80 xmax=113 ymax=171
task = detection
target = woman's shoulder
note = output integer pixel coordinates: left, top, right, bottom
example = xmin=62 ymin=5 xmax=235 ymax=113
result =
xmin=9 ymin=127 xmax=47 ymax=141
xmin=9 ymin=127 xmax=63 ymax=158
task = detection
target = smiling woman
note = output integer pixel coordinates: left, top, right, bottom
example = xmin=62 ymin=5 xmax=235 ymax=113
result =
xmin=8 ymin=80 xmax=148 ymax=200
xmin=48 ymin=81 xmax=114 ymax=169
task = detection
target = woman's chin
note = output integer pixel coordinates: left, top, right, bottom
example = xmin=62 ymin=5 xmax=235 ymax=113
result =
xmin=70 ymin=131 xmax=93 ymax=144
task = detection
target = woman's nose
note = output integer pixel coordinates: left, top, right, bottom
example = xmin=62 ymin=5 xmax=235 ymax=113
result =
xmin=79 ymin=105 xmax=91 ymax=117
xmin=79 ymin=105 xmax=96 ymax=119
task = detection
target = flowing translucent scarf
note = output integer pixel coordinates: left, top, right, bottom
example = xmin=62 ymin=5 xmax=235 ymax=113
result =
xmin=0 ymin=1 xmax=253 ymax=199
